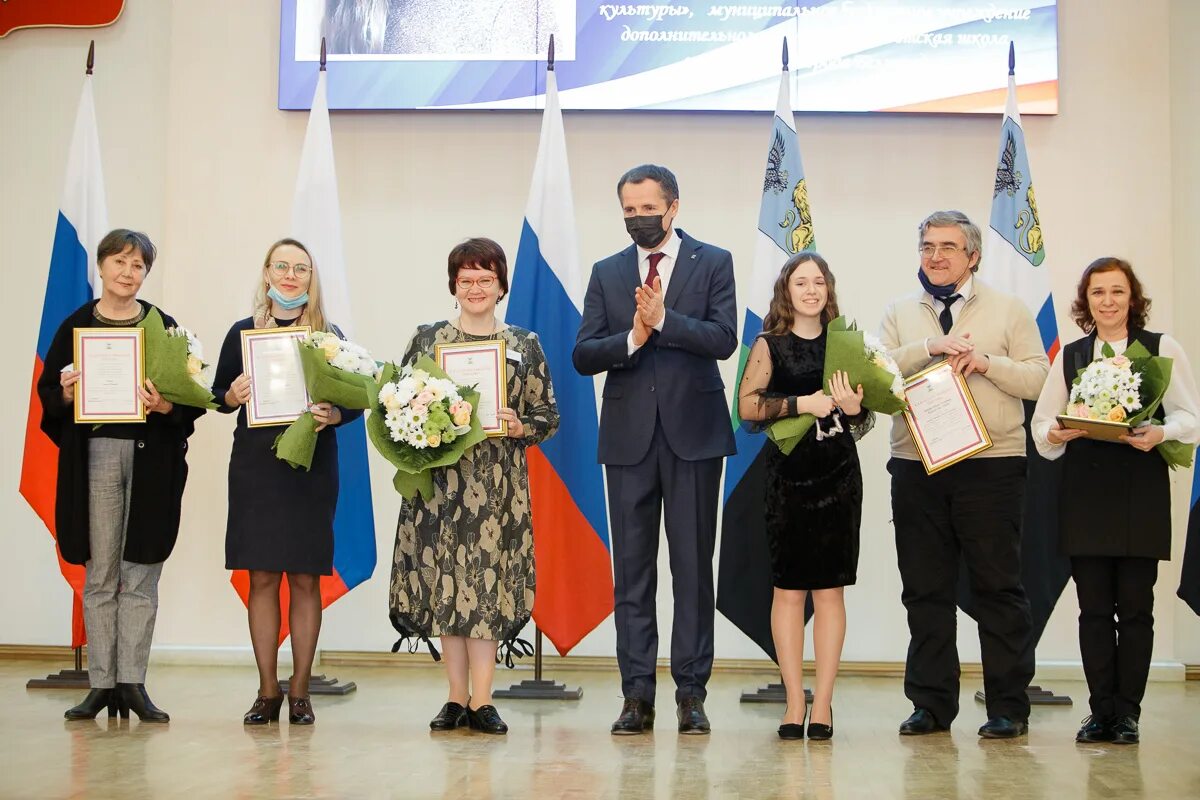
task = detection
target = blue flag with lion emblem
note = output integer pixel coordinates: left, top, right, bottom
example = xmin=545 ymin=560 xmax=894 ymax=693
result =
xmin=717 ymin=59 xmax=815 ymax=661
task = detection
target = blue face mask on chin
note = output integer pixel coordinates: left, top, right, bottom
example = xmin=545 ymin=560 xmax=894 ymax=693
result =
xmin=268 ymin=286 xmax=309 ymax=310
xmin=917 ymin=268 xmax=963 ymax=299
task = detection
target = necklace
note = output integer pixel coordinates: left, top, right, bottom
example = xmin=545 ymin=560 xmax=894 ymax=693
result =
xmin=93 ymin=304 xmax=146 ymax=326
xmin=456 ymin=315 xmax=501 ymax=337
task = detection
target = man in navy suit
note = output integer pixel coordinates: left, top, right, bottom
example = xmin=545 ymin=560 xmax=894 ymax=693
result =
xmin=574 ymin=165 xmax=737 ymax=735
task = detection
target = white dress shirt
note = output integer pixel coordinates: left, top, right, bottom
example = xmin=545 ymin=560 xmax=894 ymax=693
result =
xmin=626 ymin=230 xmax=682 ymax=355
xmin=1031 ymin=333 xmax=1200 ymax=459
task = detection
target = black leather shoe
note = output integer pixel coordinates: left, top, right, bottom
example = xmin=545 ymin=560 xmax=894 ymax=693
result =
xmin=778 ymin=703 xmax=808 ymax=740
xmin=65 ymin=688 xmax=116 ymax=720
xmin=467 ymin=705 xmax=508 ymax=735
xmin=978 ymin=716 xmax=1028 ymax=739
xmin=243 ymin=694 xmax=284 ymax=725
xmin=677 ymin=697 xmax=711 ymax=735
xmin=899 ymin=708 xmax=948 ymax=735
xmin=1111 ymin=715 xmax=1139 ymax=745
xmin=115 ymin=683 xmax=169 ymax=722
xmin=611 ymin=698 xmax=655 ymax=735
xmin=1075 ymin=715 xmax=1115 ymax=743
xmin=288 ymin=695 xmax=315 ymax=725
xmin=807 ymin=706 xmax=834 ymax=741
xmin=430 ymin=701 xmax=468 ymax=731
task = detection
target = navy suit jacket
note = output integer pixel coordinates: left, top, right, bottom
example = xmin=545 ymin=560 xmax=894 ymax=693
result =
xmin=573 ymin=229 xmax=738 ymax=466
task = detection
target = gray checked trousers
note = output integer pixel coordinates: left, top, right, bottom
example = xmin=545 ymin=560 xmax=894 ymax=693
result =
xmin=84 ymin=438 xmax=164 ymax=688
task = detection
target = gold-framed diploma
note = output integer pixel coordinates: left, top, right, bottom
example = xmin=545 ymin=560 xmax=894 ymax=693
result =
xmin=240 ymin=326 xmax=312 ymax=428
xmin=1055 ymin=414 xmax=1131 ymax=442
xmin=435 ymin=339 xmax=507 ymax=437
xmin=902 ymin=361 xmax=992 ymax=474
xmin=73 ymin=328 xmax=147 ymax=423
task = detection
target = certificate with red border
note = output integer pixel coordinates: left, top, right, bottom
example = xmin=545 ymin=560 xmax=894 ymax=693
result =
xmin=902 ymin=361 xmax=992 ymax=474
xmin=74 ymin=328 xmax=146 ymax=423
xmin=240 ymin=327 xmax=311 ymax=427
xmin=435 ymin=339 xmax=507 ymax=437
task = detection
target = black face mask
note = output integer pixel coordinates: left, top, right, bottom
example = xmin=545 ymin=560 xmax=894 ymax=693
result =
xmin=625 ymin=214 xmax=669 ymax=250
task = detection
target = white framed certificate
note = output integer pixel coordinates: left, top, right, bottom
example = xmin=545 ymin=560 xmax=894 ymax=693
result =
xmin=435 ymin=339 xmax=507 ymax=437
xmin=74 ymin=328 xmax=146 ymax=423
xmin=240 ymin=327 xmax=311 ymax=427
xmin=902 ymin=361 xmax=992 ymax=474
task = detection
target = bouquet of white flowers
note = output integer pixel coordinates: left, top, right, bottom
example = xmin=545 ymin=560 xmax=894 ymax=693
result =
xmin=1065 ymin=353 xmax=1143 ymax=423
xmin=140 ymin=308 xmax=217 ymax=410
xmin=366 ymin=355 xmax=487 ymax=500
xmin=272 ymin=330 xmax=380 ymax=470
xmin=1061 ymin=340 xmax=1192 ymax=469
xmin=767 ymin=316 xmax=906 ymax=455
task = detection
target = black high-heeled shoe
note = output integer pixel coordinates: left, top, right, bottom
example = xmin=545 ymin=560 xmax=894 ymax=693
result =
xmin=115 ymin=683 xmax=170 ymax=722
xmin=807 ymin=706 xmax=834 ymax=740
xmin=243 ymin=694 xmax=285 ymax=725
xmin=778 ymin=703 xmax=808 ymax=740
xmin=64 ymin=688 xmax=116 ymax=720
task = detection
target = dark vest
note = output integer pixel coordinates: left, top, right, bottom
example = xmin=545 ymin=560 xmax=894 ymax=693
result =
xmin=1059 ymin=330 xmax=1171 ymax=559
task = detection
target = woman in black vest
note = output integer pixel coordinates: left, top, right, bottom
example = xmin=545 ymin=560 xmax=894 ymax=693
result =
xmin=1032 ymin=257 xmax=1199 ymax=745
xmin=39 ymin=229 xmax=206 ymax=722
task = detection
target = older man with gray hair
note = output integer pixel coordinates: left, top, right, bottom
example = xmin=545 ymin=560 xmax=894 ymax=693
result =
xmin=879 ymin=210 xmax=1049 ymax=739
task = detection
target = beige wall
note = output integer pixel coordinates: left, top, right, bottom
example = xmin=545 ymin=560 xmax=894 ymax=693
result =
xmin=2 ymin=0 xmax=1197 ymax=669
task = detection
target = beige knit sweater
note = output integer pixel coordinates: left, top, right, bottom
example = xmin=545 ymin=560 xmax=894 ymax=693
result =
xmin=879 ymin=279 xmax=1050 ymax=461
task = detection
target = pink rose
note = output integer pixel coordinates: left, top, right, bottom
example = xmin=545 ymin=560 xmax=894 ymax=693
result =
xmin=414 ymin=390 xmax=435 ymax=406
xmin=411 ymin=403 xmax=427 ymax=416
xmin=1110 ymin=355 xmax=1130 ymax=368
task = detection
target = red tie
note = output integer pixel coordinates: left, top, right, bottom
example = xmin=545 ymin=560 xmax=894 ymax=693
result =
xmin=646 ymin=252 xmax=664 ymax=287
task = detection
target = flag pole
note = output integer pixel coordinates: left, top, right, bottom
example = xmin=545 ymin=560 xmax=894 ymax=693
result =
xmin=27 ymin=40 xmax=97 ymax=691
xmin=968 ymin=40 xmax=1070 ymax=708
xmin=494 ymin=34 xmax=583 ymax=701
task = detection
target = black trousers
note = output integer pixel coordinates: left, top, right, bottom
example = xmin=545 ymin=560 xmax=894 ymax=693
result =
xmin=889 ymin=457 xmax=1034 ymax=725
xmin=1071 ymin=556 xmax=1158 ymax=720
xmin=606 ymin=423 xmax=722 ymax=706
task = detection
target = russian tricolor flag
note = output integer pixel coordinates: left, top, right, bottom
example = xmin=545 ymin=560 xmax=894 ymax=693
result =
xmin=506 ymin=66 xmax=613 ymax=656
xmin=229 ymin=67 xmax=376 ymax=640
xmin=20 ymin=70 xmax=109 ymax=648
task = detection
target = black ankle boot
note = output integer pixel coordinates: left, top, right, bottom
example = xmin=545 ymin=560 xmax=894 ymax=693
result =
xmin=116 ymin=683 xmax=170 ymax=722
xmin=64 ymin=688 xmax=115 ymax=720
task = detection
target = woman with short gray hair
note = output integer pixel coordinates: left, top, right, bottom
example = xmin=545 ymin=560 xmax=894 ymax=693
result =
xmin=37 ymin=229 xmax=206 ymax=722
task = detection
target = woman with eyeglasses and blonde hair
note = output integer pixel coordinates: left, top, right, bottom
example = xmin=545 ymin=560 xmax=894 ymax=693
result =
xmin=389 ymin=237 xmax=559 ymax=735
xmin=213 ymin=238 xmax=362 ymax=726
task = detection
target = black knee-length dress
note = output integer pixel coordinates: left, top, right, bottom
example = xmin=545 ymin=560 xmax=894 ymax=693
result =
xmin=759 ymin=331 xmax=867 ymax=589
xmin=214 ymin=316 xmax=361 ymax=575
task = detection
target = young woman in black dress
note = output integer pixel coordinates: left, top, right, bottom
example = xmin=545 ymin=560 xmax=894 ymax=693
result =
xmin=737 ymin=252 xmax=873 ymax=740
xmin=213 ymin=238 xmax=360 ymax=726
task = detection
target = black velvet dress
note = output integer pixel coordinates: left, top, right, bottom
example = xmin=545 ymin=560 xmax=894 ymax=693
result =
xmin=762 ymin=332 xmax=865 ymax=590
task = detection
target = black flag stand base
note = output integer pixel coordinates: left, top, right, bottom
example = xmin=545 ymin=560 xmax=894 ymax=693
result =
xmin=740 ymin=677 xmax=812 ymax=704
xmin=975 ymin=686 xmax=1072 ymax=706
xmin=27 ymin=646 xmax=90 ymax=689
xmin=278 ymin=674 xmax=357 ymax=696
xmin=493 ymin=628 xmax=582 ymax=700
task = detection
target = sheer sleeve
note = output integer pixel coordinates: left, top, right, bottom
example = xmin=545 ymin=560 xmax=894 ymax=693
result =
xmin=738 ymin=337 xmax=794 ymax=422
xmin=847 ymin=409 xmax=875 ymax=441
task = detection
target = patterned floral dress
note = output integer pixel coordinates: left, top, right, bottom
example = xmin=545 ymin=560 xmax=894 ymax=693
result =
xmin=389 ymin=321 xmax=559 ymax=651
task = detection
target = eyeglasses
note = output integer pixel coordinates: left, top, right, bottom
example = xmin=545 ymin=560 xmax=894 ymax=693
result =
xmin=269 ymin=261 xmax=312 ymax=278
xmin=456 ymin=276 xmax=497 ymax=290
xmin=919 ymin=243 xmax=967 ymax=259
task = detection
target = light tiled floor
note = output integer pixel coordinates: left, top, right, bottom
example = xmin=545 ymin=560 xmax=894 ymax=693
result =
xmin=2 ymin=660 xmax=1196 ymax=799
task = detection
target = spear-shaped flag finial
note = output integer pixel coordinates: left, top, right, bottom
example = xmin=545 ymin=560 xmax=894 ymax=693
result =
xmin=782 ymin=37 xmax=789 ymax=72
xmin=86 ymin=40 xmax=95 ymax=75
xmin=548 ymin=33 xmax=555 ymax=72
xmin=320 ymin=36 xmax=327 ymax=71
xmin=1008 ymin=40 xmax=1015 ymax=76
